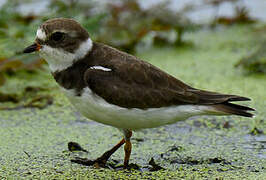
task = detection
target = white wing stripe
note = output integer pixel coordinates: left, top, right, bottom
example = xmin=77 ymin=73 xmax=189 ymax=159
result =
xmin=90 ymin=66 xmax=112 ymax=71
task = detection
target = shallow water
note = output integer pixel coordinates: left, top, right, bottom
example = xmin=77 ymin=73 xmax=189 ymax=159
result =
xmin=0 ymin=25 xmax=265 ymax=179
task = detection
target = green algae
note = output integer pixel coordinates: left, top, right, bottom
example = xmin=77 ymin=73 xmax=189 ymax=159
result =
xmin=0 ymin=25 xmax=266 ymax=179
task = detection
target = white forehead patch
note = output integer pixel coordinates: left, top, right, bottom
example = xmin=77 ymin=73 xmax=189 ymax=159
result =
xmin=36 ymin=28 xmax=46 ymax=40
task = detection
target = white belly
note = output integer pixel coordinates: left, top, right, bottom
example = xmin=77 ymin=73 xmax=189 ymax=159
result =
xmin=61 ymin=87 xmax=212 ymax=130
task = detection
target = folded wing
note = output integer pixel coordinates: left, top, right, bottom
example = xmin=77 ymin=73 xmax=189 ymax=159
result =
xmin=84 ymin=43 xmax=254 ymax=117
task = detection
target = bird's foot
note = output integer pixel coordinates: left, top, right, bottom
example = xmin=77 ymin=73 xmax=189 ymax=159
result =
xmin=71 ymin=157 xmax=107 ymax=168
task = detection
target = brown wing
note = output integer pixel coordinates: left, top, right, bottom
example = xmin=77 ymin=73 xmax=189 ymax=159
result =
xmin=84 ymin=43 xmax=251 ymax=109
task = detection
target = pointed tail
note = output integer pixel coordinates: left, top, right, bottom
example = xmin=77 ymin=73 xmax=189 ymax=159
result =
xmin=211 ymin=102 xmax=255 ymax=117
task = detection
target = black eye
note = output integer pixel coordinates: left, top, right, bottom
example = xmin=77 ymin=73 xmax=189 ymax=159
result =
xmin=51 ymin=32 xmax=64 ymax=42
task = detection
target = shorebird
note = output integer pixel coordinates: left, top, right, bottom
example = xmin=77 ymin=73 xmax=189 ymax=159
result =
xmin=23 ymin=18 xmax=254 ymax=168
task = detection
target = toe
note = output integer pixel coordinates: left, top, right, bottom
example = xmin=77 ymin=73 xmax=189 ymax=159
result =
xmin=71 ymin=157 xmax=95 ymax=166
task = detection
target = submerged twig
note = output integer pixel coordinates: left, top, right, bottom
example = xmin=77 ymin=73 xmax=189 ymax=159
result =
xmin=23 ymin=150 xmax=31 ymax=158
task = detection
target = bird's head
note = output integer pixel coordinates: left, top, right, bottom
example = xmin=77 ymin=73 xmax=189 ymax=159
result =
xmin=23 ymin=18 xmax=93 ymax=72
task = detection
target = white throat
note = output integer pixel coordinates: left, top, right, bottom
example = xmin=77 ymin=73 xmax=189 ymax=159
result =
xmin=39 ymin=38 xmax=93 ymax=72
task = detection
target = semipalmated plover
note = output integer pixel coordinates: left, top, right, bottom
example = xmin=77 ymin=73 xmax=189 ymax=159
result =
xmin=23 ymin=18 xmax=254 ymax=168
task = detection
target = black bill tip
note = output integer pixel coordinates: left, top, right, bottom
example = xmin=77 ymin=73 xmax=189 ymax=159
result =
xmin=23 ymin=43 xmax=41 ymax=53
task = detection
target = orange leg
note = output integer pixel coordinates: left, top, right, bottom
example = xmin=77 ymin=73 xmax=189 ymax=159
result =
xmin=71 ymin=138 xmax=125 ymax=168
xmin=71 ymin=129 xmax=133 ymax=168
xmin=95 ymin=138 xmax=126 ymax=167
xmin=123 ymin=130 xmax=132 ymax=168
